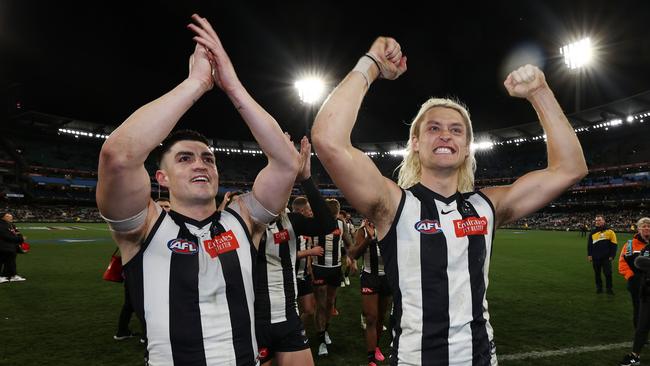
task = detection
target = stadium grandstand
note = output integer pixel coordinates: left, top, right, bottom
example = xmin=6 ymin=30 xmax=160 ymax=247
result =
xmin=1 ymin=91 xmax=648 ymax=229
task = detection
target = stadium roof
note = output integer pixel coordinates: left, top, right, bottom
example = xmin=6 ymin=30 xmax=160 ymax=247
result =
xmin=9 ymin=89 xmax=650 ymax=153
xmin=2 ymin=1 xmax=650 ymax=142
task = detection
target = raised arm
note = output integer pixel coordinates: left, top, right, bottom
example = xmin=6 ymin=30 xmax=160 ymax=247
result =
xmin=290 ymin=137 xmax=338 ymax=236
xmin=481 ymin=65 xmax=588 ymax=227
xmin=96 ymin=42 xmax=214 ymax=256
xmin=311 ymin=37 xmax=407 ymax=237
xmin=188 ymin=15 xmax=300 ymax=227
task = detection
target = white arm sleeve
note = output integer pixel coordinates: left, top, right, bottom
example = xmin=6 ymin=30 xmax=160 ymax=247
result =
xmin=229 ymin=192 xmax=278 ymax=225
xmin=100 ymin=205 xmax=156 ymax=232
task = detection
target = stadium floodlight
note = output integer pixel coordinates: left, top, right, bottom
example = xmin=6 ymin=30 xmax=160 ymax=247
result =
xmin=389 ymin=149 xmax=407 ymax=156
xmin=560 ymin=38 xmax=593 ymax=70
xmin=294 ymin=77 xmax=326 ymax=104
xmin=626 ymin=115 xmax=634 ymax=123
xmin=472 ymin=141 xmax=494 ymax=151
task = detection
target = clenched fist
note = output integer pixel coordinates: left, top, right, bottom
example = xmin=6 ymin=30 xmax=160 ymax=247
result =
xmin=504 ymin=64 xmax=548 ymax=99
xmin=367 ymin=36 xmax=408 ymax=80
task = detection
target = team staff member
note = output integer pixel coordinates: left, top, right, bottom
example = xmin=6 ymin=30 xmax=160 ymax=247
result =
xmin=312 ymin=36 xmax=587 ymax=365
xmin=619 ymin=217 xmax=650 ymax=366
xmin=97 ymin=15 xmax=300 ymax=365
xmin=255 ymin=137 xmax=336 ymax=366
xmin=588 ymin=214 xmax=618 ymax=294
xmin=619 ymin=218 xmax=650 ymax=328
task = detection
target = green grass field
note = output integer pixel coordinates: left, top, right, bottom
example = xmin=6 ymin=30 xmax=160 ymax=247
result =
xmin=0 ymin=225 xmax=637 ymax=366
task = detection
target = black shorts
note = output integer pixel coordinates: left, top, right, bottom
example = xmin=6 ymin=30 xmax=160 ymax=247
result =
xmin=312 ymin=265 xmax=342 ymax=287
xmin=256 ymin=316 xmax=310 ymax=363
xmin=360 ymin=271 xmax=391 ymax=296
xmin=297 ymin=275 xmax=313 ymax=297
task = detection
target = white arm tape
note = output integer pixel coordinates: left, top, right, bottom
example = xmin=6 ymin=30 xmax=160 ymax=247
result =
xmin=237 ymin=192 xmax=278 ymax=224
xmin=100 ymin=206 xmax=149 ymax=232
xmin=352 ymin=55 xmax=376 ymax=88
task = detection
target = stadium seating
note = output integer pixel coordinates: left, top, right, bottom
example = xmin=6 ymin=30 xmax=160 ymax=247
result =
xmin=1 ymin=111 xmax=648 ymax=227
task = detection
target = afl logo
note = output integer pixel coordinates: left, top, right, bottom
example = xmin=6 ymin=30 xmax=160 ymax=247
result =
xmin=167 ymin=239 xmax=198 ymax=255
xmin=414 ymin=219 xmax=442 ymax=234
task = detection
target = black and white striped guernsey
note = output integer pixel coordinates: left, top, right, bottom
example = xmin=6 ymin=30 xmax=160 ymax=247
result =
xmin=361 ymin=227 xmax=384 ymax=276
xmin=295 ymin=235 xmax=311 ymax=280
xmin=379 ymin=183 xmax=497 ymax=366
xmin=123 ymin=208 xmax=259 ymax=366
xmin=255 ymin=214 xmax=299 ymax=324
xmin=312 ymin=219 xmax=345 ymax=268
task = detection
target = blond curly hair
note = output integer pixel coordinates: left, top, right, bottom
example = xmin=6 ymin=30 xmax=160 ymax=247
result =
xmin=396 ymin=98 xmax=476 ymax=192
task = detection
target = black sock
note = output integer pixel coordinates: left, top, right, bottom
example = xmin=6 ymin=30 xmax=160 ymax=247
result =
xmin=320 ymin=331 xmax=326 ymax=344
xmin=368 ymin=351 xmax=375 ymax=362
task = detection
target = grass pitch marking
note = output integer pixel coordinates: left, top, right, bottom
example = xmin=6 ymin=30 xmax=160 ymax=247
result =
xmin=499 ymin=342 xmax=632 ymax=361
xmin=353 ymin=342 xmax=632 ymax=365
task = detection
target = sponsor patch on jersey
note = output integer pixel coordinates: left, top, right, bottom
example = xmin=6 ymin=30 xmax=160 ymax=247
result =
xmin=203 ymin=230 xmax=240 ymax=258
xmin=273 ymin=229 xmax=290 ymax=244
xmin=414 ymin=219 xmax=443 ymax=234
xmin=361 ymin=287 xmax=375 ymax=294
xmin=453 ymin=216 xmax=488 ymax=237
xmin=167 ymin=239 xmax=199 ymax=255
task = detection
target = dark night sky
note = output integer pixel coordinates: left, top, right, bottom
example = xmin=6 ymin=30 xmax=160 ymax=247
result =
xmin=2 ymin=0 xmax=649 ymax=142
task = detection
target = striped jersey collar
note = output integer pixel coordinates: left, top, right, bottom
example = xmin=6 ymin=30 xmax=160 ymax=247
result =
xmin=411 ymin=183 xmax=460 ymax=205
xmin=168 ymin=209 xmax=221 ymax=227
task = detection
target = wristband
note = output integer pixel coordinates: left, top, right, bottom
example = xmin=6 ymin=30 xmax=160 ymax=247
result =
xmin=352 ymin=54 xmax=379 ymax=88
xmin=364 ymin=53 xmax=382 ymax=75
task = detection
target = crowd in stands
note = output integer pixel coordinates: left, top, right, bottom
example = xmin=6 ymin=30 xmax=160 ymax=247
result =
xmin=0 ymin=204 xmax=102 ymax=223
xmin=1 ymin=199 xmax=647 ymax=233
xmin=505 ymin=209 xmax=649 ymax=232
